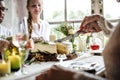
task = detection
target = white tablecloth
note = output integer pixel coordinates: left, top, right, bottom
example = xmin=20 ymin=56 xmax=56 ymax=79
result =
xmin=0 ymin=54 xmax=105 ymax=80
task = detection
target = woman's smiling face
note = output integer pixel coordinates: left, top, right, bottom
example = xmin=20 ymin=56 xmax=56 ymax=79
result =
xmin=27 ymin=0 xmax=43 ymax=18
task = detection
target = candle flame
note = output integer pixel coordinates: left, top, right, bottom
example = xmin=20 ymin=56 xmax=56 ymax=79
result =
xmin=12 ymin=51 xmax=15 ymax=55
xmin=2 ymin=60 xmax=5 ymax=64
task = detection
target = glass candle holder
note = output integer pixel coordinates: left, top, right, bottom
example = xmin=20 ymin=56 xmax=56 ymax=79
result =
xmin=8 ymin=52 xmax=21 ymax=72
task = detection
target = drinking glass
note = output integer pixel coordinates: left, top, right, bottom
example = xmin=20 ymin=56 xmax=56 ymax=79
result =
xmin=12 ymin=24 xmax=29 ymax=75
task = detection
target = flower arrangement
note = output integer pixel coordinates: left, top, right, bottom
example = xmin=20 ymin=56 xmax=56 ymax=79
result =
xmin=55 ymin=23 xmax=75 ymax=36
xmin=55 ymin=23 xmax=76 ymax=52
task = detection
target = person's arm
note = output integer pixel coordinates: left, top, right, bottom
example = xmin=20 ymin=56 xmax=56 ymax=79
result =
xmin=0 ymin=39 xmax=10 ymax=52
xmin=36 ymin=65 xmax=76 ymax=80
xmin=36 ymin=65 xmax=105 ymax=80
xmin=97 ymin=16 xmax=114 ymax=37
xmin=80 ymin=14 xmax=114 ymax=37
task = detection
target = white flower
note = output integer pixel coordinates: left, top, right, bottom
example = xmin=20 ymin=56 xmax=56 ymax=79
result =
xmin=68 ymin=29 xmax=75 ymax=34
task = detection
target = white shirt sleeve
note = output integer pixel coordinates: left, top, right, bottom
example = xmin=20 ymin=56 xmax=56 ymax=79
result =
xmin=0 ymin=25 xmax=11 ymax=39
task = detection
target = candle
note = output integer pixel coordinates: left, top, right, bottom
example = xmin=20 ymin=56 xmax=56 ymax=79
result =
xmin=8 ymin=52 xmax=21 ymax=71
xmin=0 ymin=60 xmax=11 ymax=76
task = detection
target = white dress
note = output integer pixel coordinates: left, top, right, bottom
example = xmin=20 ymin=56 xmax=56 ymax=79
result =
xmin=19 ymin=17 xmax=51 ymax=41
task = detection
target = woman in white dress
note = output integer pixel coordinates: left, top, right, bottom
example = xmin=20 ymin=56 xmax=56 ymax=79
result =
xmin=20 ymin=0 xmax=51 ymax=42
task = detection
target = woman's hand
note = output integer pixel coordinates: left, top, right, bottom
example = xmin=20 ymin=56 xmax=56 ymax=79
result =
xmin=25 ymin=38 xmax=34 ymax=50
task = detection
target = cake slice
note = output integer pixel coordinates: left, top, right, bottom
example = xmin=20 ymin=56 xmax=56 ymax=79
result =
xmin=31 ymin=42 xmax=57 ymax=54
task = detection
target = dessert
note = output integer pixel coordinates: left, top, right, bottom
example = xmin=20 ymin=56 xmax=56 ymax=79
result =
xmin=31 ymin=42 xmax=57 ymax=54
xmin=28 ymin=41 xmax=77 ymax=62
xmin=56 ymin=42 xmax=69 ymax=55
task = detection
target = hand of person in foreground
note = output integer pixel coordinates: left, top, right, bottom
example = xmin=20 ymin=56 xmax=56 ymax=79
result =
xmin=36 ymin=65 xmax=76 ymax=80
xmin=36 ymin=65 xmax=105 ymax=80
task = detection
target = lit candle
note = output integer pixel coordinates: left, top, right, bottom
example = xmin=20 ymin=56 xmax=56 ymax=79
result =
xmin=8 ymin=52 xmax=21 ymax=71
xmin=0 ymin=60 xmax=11 ymax=76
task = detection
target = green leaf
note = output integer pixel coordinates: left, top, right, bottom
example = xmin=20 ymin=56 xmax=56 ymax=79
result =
xmin=86 ymin=35 xmax=90 ymax=44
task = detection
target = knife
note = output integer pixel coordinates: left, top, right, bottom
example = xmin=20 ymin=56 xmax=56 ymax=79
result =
xmin=55 ymin=18 xmax=86 ymax=42
xmin=54 ymin=30 xmax=85 ymax=42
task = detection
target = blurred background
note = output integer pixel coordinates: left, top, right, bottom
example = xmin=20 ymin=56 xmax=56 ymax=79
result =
xmin=2 ymin=0 xmax=120 ymax=50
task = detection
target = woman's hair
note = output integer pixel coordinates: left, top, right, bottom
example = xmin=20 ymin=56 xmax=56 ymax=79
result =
xmin=27 ymin=12 xmax=32 ymax=39
xmin=27 ymin=0 xmax=32 ymax=39
xmin=26 ymin=0 xmax=43 ymax=39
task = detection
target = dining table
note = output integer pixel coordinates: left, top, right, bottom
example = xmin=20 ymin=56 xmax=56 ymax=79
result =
xmin=0 ymin=52 xmax=105 ymax=80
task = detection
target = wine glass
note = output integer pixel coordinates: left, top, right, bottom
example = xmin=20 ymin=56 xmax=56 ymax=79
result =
xmin=12 ymin=24 xmax=29 ymax=75
xmin=57 ymin=54 xmax=67 ymax=65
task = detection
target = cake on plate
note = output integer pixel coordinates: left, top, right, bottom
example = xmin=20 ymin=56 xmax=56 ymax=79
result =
xmin=27 ymin=41 xmax=77 ymax=62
